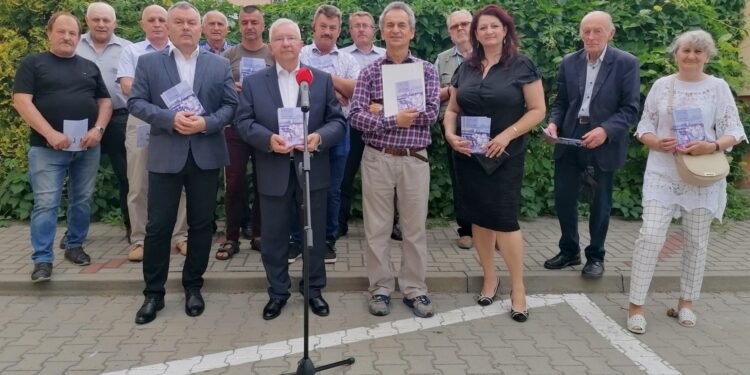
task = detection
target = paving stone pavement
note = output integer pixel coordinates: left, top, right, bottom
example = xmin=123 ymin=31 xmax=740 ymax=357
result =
xmin=1 ymin=217 xmax=749 ymax=295
xmin=0 ymin=291 xmax=749 ymax=374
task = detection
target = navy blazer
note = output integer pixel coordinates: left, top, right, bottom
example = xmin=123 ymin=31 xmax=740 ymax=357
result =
xmin=234 ymin=65 xmax=346 ymax=197
xmin=548 ymin=46 xmax=640 ymax=172
xmin=128 ymin=48 xmax=238 ymax=173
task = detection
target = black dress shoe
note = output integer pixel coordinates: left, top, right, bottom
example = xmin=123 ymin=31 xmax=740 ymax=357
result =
xmin=543 ymin=253 xmax=582 ymax=269
xmin=309 ymin=296 xmax=330 ymax=317
xmin=135 ymin=296 xmax=164 ymax=325
xmin=263 ymin=298 xmax=287 ymax=320
xmin=581 ymin=260 xmax=605 ymax=279
xmin=185 ymin=289 xmax=205 ymax=317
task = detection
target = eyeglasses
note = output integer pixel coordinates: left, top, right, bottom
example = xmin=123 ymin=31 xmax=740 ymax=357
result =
xmin=449 ymin=21 xmax=471 ymax=31
xmin=351 ymin=23 xmax=374 ymax=30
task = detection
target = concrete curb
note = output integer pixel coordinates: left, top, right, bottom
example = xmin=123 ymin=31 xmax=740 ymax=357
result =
xmin=3 ymin=270 xmax=748 ymax=296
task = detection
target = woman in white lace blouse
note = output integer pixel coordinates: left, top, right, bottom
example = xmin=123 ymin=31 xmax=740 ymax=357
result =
xmin=626 ymin=29 xmax=747 ymax=334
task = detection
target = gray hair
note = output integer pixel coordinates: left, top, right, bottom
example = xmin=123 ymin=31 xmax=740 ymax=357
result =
xmin=580 ymin=11 xmax=615 ymax=33
xmin=446 ymin=9 xmax=471 ymax=29
xmin=167 ymin=1 xmax=200 ymax=20
xmin=668 ymin=29 xmax=718 ymax=58
xmin=379 ymin=1 xmax=416 ymax=31
xmin=202 ymin=10 xmax=228 ymax=26
xmin=269 ymin=18 xmax=301 ymax=40
xmin=86 ymin=2 xmax=116 ymax=21
xmin=141 ymin=5 xmax=166 ymax=21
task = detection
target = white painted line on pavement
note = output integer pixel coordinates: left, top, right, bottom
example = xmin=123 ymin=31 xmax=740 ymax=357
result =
xmin=103 ymin=294 xmax=678 ymax=375
xmin=563 ymin=294 xmax=680 ymax=375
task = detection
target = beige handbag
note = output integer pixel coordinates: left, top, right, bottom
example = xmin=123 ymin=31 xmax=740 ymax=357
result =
xmin=668 ymin=77 xmax=729 ymax=187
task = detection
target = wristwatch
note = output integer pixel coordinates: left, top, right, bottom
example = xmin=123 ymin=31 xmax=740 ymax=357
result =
xmin=95 ymin=126 xmax=105 ymax=135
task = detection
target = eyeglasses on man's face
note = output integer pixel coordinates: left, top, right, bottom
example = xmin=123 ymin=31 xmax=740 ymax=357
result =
xmin=449 ymin=21 xmax=471 ymax=31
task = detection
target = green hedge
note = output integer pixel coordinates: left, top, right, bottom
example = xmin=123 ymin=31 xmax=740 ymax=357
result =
xmin=1 ymin=0 xmax=748 ymax=223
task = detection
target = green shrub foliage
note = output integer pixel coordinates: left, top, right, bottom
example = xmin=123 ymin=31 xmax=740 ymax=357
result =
xmin=0 ymin=0 xmax=748 ymax=221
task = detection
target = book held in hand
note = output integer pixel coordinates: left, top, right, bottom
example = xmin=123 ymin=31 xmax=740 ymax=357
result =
xmin=160 ymin=81 xmax=205 ymax=115
xmin=541 ymin=127 xmax=583 ymax=147
xmin=278 ymin=107 xmax=305 ymax=147
xmin=461 ymin=116 xmax=491 ymax=154
xmin=381 ymin=62 xmax=425 ymax=117
xmin=672 ymin=107 xmax=705 ymax=150
xmin=239 ymin=57 xmax=267 ymax=85
xmin=63 ymin=119 xmax=87 ymax=151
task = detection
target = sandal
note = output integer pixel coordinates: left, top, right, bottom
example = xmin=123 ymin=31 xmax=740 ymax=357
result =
xmin=667 ymin=307 xmax=696 ymax=327
xmin=626 ymin=314 xmax=647 ymax=334
xmin=215 ymin=240 xmax=240 ymax=260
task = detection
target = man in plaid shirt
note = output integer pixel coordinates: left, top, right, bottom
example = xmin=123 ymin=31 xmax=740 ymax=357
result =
xmin=349 ymin=1 xmax=439 ymax=318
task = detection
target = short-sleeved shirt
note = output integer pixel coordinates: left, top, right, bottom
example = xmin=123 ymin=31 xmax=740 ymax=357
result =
xmin=451 ymin=54 xmax=541 ymax=156
xmin=221 ymin=44 xmax=274 ymax=83
xmin=116 ymin=39 xmax=172 ymax=83
xmin=14 ymin=52 xmax=110 ymax=147
xmin=76 ymin=32 xmax=132 ymax=110
xmin=199 ymin=40 xmax=233 ymax=54
xmin=300 ymin=43 xmax=361 ymax=114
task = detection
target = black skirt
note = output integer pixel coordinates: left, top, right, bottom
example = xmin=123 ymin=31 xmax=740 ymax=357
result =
xmin=453 ymin=151 xmax=525 ymax=232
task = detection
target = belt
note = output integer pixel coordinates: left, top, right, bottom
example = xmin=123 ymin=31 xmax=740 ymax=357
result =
xmin=113 ymin=108 xmax=129 ymax=116
xmin=368 ymin=145 xmax=428 ymax=162
xmin=578 ymin=116 xmax=591 ymax=125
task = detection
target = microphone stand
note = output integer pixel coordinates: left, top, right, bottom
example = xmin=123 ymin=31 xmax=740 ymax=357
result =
xmin=283 ymin=91 xmax=355 ymax=375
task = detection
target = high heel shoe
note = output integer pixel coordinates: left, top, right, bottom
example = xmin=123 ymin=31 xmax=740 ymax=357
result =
xmin=509 ymin=291 xmax=529 ymax=322
xmin=476 ymin=276 xmax=501 ymax=306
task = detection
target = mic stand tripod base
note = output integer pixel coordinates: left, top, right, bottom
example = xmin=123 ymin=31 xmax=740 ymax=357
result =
xmin=281 ymin=357 xmax=355 ymax=375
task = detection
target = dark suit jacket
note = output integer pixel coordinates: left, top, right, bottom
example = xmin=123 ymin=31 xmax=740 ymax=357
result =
xmin=549 ymin=46 xmax=640 ymax=172
xmin=234 ymin=65 xmax=346 ymax=196
xmin=128 ymin=49 xmax=238 ymax=173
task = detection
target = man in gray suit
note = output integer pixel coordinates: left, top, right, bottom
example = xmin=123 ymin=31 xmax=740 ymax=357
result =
xmin=128 ymin=2 xmax=238 ymax=325
xmin=235 ymin=18 xmax=346 ymax=320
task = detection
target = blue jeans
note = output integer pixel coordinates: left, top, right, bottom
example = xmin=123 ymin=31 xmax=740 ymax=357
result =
xmin=28 ymin=146 xmax=100 ymax=263
xmin=291 ymin=125 xmax=350 ymax=244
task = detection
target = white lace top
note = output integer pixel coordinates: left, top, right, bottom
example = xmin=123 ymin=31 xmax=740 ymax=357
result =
xmin=635 ymin=74 xmax=747 ymax=220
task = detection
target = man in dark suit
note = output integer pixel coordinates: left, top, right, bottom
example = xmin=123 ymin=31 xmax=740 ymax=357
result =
xmin=128 ymin=2 xmax=238 ymax=324
xmin=235 ymin=18 xmax=346 ymax=320
xmin=543 ymin=11 xmax=640 ymax=278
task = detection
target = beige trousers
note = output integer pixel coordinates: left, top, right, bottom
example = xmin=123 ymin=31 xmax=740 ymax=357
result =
xmin=124 ymin=115 xmax=188 ymax=246
xmin=361 ymin=146 xmax=430 ymax=299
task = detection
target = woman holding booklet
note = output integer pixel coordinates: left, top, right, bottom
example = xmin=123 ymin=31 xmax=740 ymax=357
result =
xmin=626 ymin=29 xmax=747 ymax=334
xmin=443 ymin=4 xmax=545 ymax=322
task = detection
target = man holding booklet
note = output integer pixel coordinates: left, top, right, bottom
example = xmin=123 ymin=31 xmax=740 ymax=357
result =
xmin=349 ymin=1 xmax=440 ymax=318
xmin=235 ymin=18 xmax=346 ymax=321
xmin=128 ymin=2 xmax=238 ymax=325
xmin=13 ymin=11 xmax=112 ymax=282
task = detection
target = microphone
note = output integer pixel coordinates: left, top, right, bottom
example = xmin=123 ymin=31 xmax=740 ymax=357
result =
xmin=295 ymin=67 xmax=314 ymax=112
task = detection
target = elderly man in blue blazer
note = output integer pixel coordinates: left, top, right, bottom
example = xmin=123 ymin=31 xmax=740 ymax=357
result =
xmin=543 ymin=11 xmax=640 ymax=278
xmin=128 ymin=2 xmax=238 ymax=324
xmin=235 ymin=18 xmax=346 ymax=320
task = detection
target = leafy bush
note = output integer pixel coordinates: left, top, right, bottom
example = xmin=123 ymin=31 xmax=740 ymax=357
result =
xmin=0 ymin=0 xmax=748 ymax=223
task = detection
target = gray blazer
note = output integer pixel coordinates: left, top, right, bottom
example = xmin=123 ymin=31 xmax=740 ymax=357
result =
xmin=549 ymin=46 xmax=640 ymax=172
xmin=128 ymin=49 xmax=238 ymax=173
xmin=234 ymin=65 xmax=346 ymax=197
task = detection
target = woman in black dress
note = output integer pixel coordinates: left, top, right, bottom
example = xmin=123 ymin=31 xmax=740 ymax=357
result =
xmin=443 ymin=4 xmax=545 ymax=322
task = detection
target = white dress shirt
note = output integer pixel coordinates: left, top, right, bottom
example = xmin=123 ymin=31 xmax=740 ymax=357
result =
xmin=276 ymin=62 xmax=300 ymax=108
xmin=172 ymin=47 xmax=200 ymax=89
xmin=578 ymin=45 xmax=607 ymax=118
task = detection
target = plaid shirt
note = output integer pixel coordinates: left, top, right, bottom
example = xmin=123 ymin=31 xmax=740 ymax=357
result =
xmin=349 ymin=52 xmax=439 ymax=149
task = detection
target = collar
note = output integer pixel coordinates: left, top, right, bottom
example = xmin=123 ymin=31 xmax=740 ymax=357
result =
xmin=81 ymin=32 xmax=124 ymax=48
xmin=170 ymin=46 xmax=200 ymax=59
xmin=384 ymin=51 xmax=416 ymax=64
xmin=200 ymin=40 xmax=230 ymax=53
xmin=276 ymin=60 xmax=301 ymax=76
xmin=586 ymin=45 xmax=607 ymax=65
xmin=146 ymin=38 xmax=172 ymax=51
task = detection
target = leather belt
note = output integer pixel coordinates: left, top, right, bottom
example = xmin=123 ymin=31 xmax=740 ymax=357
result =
xmin=578 ymin=116 xmax=591 ymax=125
xmin=113 ymin=108 xmax=129 ymax=116
xmin=368 ymin=145 xmax=428 ymax=162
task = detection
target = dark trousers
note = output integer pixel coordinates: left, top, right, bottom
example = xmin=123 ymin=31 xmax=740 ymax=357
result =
xmin=143 ymin=152 xmax=220 ymax=297
xmin=261 ymin=164 xmax=327 ymax=300
xmin=101 ymin=111 xmax=130 ymax=230
xmin=224 ymin=126 xmax=261 ymax=242
xmin=553 ymin=136 xmax=614 ymax=262
xmin=445 ymin=139 xmax=472 ymax=237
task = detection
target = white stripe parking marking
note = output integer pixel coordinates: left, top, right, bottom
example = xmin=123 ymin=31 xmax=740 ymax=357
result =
xmin=103 ymin=294 xmax=678 ymax=375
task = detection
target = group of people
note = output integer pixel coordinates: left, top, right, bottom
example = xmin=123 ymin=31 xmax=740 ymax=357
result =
xmin=12 ymin=1 xmax=746 ymax=332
